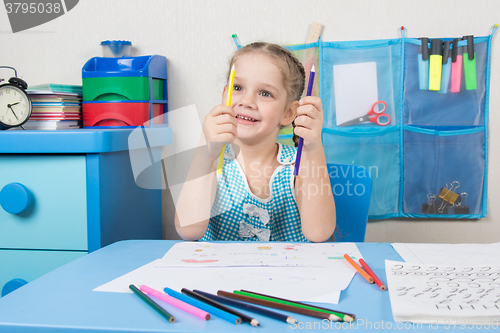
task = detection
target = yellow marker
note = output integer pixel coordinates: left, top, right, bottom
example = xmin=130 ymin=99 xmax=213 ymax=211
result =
xmin=218 ymin=65 xmax=236 ymax=175
xmin=429 ymin=39 xmax=443 ymax=91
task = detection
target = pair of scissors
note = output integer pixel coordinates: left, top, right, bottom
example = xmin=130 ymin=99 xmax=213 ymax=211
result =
xmin=338 ymin=101 xmax=391 ymax=127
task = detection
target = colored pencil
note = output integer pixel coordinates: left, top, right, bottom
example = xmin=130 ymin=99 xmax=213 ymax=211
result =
xmin=140 ymin=285 xmax=210 ymax=320
xmin=194 ymin=289 xmax=296 ymax=324
xmin=239 ymin=289 xmax=355 ymax=322
xmin=358 ymin=259 xmax=387 ymax=291
xmin=217 ymin=290 xmax=340 ymax=322
xmin=129 ymin=284 xmax=176 ymax=323
xmin=343 ymin=254 xmax=374 ymax=284
xmin=191 ymin=290 xmax=260 ymax=327
xmin=218 ymin=64 xmax=236 ymax=175
xmin=293 ymin=64 xmax=315 ymax=176
xmin=163 ymin=287 xmax=241 ymax=324
xmin=182 ymin=289 xmax=256 ymax=326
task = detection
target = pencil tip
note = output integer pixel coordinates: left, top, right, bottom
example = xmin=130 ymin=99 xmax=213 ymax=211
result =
xmin=311 ymin=64 xmax=316 ymax=72
xmin=251 ymin=319 xmax=260 ymax=326
xmin=231 ymin=64 xmax=235 ymax=71
xmin=345 ymin=315 xmax=355 ymax=322
xmin=287 ymin=317 xmax=298 ymax=324
xmin=329 ymin=314 xmax=341 ymax=322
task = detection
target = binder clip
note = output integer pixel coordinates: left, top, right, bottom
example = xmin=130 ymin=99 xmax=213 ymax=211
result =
xmin=454 ymin=192 xmax=470 ymax=214
xmin=422 ymin=194 xmax=437 ymax=214
xmin=438 ymin=181 xmax=460 ymax=213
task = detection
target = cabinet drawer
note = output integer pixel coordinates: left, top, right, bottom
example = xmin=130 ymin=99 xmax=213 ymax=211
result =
xmin=0 ymin=249 xmax=86 ymax=296
xmin=0 ymin=155 xmax=88 ymax=251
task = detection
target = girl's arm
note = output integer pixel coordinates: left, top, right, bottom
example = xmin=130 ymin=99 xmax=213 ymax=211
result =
xmin=294 ymin=97 xmax=336 ymax=242
xmin=174 ymin=104 xmax=237 ymax=240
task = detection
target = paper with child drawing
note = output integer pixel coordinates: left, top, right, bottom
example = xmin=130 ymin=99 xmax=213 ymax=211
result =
xmin=155 ymin=241 xmax=364 ymax=268
xmin=94 ymin=242 xmax=365 ymax=304
xmin=94 ymin=260 xmax=352 ymax=304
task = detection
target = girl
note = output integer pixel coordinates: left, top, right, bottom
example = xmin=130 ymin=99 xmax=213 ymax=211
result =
xmin=175 ymin=42 xmax=336 ymax=242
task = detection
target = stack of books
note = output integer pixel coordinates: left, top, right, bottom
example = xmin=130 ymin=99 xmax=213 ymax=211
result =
xmin=24 ymin=83 xmax=82 ymax=130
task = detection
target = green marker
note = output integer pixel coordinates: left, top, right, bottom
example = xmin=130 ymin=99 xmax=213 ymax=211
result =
xmin=463 ymin=35 xmax=477 ymax=90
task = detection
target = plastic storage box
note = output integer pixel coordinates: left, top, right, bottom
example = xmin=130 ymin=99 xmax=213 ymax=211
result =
xmin=82 ymin=55 xmax=167 ymax=127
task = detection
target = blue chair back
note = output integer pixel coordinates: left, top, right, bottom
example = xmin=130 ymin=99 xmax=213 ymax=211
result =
xmin=327 ymin=163 xmax=372 ymax=242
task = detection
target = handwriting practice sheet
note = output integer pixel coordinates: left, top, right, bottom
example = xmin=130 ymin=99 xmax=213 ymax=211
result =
xmin=391 ymin=243 xmax=500 ymax=266
xmin=386 ymin=260 xmax=500 ymax=324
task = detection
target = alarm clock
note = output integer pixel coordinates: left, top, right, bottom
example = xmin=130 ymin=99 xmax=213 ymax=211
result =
xmin=0 ymin=77 xmax=32 ymax=130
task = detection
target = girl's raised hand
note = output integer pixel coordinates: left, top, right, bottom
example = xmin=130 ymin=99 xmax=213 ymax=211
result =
xmin=294 ymin=96 xmax=324 ymax=151
xmin=203 ymin=104 xmax=238 ymax=159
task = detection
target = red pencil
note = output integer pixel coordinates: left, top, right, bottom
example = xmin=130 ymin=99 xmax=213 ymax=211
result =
xmin=359 ymin=259 xmax=387 ymax=291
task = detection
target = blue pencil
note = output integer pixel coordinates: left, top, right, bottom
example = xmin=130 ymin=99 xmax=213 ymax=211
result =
xmin=194 ymin=289 xmax=297 ymax=324
xmin=293 ymin=64 xmax=316 ymax=176
xmin=163 ymin=287 xmax=241 ymax=325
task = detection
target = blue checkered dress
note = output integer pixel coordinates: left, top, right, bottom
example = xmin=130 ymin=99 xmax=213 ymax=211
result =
xmin=200 ymin=143 xmax=308 ymax=242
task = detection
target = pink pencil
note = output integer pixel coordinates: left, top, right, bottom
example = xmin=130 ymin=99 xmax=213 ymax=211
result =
xmin=140 ymin=285 xmax=211 ymax=320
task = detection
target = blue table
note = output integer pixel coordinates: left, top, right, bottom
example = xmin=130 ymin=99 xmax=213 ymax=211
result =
xmin=0 ymin=127 xmax=171 ymax=296
xmin=0 ymin=240 xmax=490 ymax=332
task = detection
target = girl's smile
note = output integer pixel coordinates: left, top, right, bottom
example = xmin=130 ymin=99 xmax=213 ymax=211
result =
xmin=235 ymin=113 xmax=260 ymax=124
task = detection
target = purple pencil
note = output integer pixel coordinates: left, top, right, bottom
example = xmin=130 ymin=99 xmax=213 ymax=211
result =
xmin=293 ymin=64 xmax=316 ymax=176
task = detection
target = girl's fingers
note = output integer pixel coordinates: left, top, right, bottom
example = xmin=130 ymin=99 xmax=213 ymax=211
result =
xmin=299 ymin=96 xmax=323 ymax=112
xmin=294 ymin=114 xmax=317 ymax=129
xmin=213 ymin=113 xmax=237 ymax=126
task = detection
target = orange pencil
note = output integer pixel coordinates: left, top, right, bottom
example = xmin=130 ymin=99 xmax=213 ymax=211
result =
xmin=359 ymin=259 xmax=387 ymax=291
xmin=343 ymin=254 xmax=374 ymax=284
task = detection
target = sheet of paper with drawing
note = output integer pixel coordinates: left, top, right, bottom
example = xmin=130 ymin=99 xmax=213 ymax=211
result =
xmin=333 ymin=62 xmax=378 ymax=126
xmin=385 ymin=260 xmax=500 ymax=324
xmin=156 ymin=241 xmax=362 ymax=267
xmin=392 ymin=243 xmax=500 ymax=266
xmin=94 ymin=242 xmax=365 ymax=304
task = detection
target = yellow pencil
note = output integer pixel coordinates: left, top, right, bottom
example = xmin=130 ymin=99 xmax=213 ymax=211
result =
xmin=217 ymin=64 xmax=236 ymax=175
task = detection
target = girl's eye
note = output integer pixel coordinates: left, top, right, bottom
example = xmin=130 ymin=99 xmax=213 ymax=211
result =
xmin=260 ymin=90 xmax=273 ymax=98
xmin=233 ymin=85 xmax=242 ymax=91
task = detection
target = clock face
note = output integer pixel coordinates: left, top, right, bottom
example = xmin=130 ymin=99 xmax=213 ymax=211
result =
xmin=0 ymin=84 xmax=31 ymax=127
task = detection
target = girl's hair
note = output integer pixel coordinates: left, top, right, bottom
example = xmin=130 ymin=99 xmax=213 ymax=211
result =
xmin=227 ymin=42 xmax=306 ymax=145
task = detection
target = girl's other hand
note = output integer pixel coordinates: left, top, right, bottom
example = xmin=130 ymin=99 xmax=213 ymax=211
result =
xmin=294 ymin=96 xmax=324 ymax=151
xmin=203 ymin=104 xmax=238 ymax=159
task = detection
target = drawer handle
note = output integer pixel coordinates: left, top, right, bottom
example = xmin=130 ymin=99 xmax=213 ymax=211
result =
xmin=2 ymin=278 xmax=28 ymax=297
xmin=0 ymin=182 xmax=32 ymax=214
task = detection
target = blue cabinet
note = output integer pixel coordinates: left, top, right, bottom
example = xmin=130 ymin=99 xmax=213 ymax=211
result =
xmin=0 ymin=127 xmax=172 ymax=296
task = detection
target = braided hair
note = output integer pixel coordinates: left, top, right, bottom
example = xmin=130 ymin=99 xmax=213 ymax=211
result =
xmin=227 ymin=42 xmax=306 ymax=146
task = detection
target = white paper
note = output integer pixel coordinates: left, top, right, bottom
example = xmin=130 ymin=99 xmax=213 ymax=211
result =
xmin=156 ymin=241 xmax=363 ymax=268
xmin=94 ymin=242 xmax=365 ymax=304
xmin=386 ymin=260 xmax=500 ymax=324
xmin=392 ymin=243 xmax=500 ymax=266
xmin=334 ymin=62 xmax=378 ymax=126
xmin=94 ymin=259 xmax=353 ymax=304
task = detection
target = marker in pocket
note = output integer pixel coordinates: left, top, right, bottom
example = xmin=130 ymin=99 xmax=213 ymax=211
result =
xmin=450 ymin=38 xmax=462 ymax=93
xmin=429 ymin=39 xmax=443 ymax=91
xmin=463 ymin=35 xmax=477 ymax=90
xmin=418 ymin=37 xmax=430 ymax=90
xmin=439 ymin=41 xmax=452 ymax=94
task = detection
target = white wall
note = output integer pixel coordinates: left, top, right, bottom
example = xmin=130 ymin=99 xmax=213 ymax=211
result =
xmin=2 ymin=0 xmax=499 ymax=243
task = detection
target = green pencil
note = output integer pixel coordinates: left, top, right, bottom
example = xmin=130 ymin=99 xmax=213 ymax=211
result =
xmin=235 ymin=290 xmax=354 ymax=322
xmin=129 ymin=284 xmax=176 ymax=323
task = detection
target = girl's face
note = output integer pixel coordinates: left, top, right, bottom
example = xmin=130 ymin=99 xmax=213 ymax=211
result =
xmin=225 ymin=53 xmax=297 ymax=146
